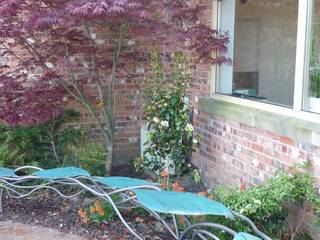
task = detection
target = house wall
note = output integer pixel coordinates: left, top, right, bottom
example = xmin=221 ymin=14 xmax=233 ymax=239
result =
xmin=192 ymin=107 xmax=320 ymax=189
xmin=3 ymin=0 xmax=320 ymax=187
xmin=189 ymin=1 xmax=320 ymax=191
xmin=191 ymin=58 xmax=320 ymax=190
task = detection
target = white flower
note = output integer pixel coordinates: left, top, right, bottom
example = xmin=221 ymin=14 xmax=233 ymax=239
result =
xmin=160 ymin=120 xmax=169 ymax=127
xmin=26 ymin=38 xmax=35 ymax=44
xmin=127 ymin=39 xmax=136 ymax=46
xmin=45 ymin=62 xmax=54 ymax=68
xmin=192 ymin=139 xmax=198 ymax=144
xmin=153 ymin=117 xmax=160 ymax=123
xmin=185 ymin=123 xmax=194 ymax=132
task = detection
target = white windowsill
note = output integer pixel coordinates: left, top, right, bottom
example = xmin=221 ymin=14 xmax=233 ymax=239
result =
xmin=211 ymin=94 xmax=320 ymax=124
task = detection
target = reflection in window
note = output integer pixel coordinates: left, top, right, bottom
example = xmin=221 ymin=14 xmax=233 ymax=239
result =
xmin=304 ymin=0 xmax=320 ymax=113
xmin=217 ymin=0 xmax=298 ymax=107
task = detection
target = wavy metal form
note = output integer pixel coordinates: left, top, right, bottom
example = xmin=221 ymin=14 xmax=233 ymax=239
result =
xmin=0 ymin=167 xmax=271 ymax=240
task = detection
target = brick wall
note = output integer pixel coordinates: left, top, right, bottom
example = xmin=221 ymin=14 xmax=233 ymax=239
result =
xmin=63 ymin=0 xmax=215 ymax=169
xmin=192 ymin=112 xmax=320 ymax=189
xmin=185 ymin=1 xmax=320 ymax=191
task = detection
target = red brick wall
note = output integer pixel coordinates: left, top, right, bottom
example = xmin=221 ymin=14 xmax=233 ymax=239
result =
xmin=65 ymin=0 xmax=215 ymax=168
xmin=63 ymin=68 xmax=145 ymax=169
xmin=192 ymin=112 xmax=320 ymax=189
xmin=186 ymin=1 xmax=320 ymax=190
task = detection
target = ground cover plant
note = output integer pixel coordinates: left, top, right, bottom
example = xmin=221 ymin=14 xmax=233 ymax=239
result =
xmin=209 ymin=163 xmax=320 ymax=240
xmin=0 ymin=0 xmax=231 ymax=174
xmin=0 ymin=111 xmax=107 ymax=175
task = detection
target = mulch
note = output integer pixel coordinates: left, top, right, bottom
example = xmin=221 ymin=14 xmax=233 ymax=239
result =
xmin=0 ymin=190 xmax=172 ymax=240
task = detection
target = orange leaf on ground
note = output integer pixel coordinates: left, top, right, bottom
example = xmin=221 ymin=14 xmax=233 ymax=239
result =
xmin=197 ymin=191 xmax=208 ymax=197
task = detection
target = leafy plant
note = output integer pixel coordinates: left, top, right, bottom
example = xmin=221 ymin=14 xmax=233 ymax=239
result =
xmin=78 ymin=200 xmax=117 ymax=224
xmin=65 ymin=142 xmax=108 ymax=176
xmin=0 ymin=124 xmax=48 ymax=167
xmin=143 ymin=51 xmax=199 ymax=177
xmin=0 ymin=110 xmax=86 ymax=168
xmin=210 ymin=164 xmax=320 ymax=239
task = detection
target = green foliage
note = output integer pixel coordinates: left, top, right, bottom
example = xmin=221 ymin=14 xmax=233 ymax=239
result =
xmin=192 ymin=169 xmax=202 ymax=184
xmin=0 ymin=110 xmax=109 ymax=175
xmin=0 ymin=110 xmax=87 ymax=168
xmin=210 ymin=167 xmax=320 ymax=239
xmin=65 ymin=142 xmax=108 ymax=176
xmin=79 ymin=200 xmax=117 ymax=224
xmin=127 ymin=206 xmax=149 ymax=219
xmin=0 ymin=124 xmax=47 ymax=167
xmin=133 ymin=157 xmax=144 ymax=172
xmin=213 ymin=172 xmax=294 ymax=220
xmin=143 ymin=51 xmax=199 ymax=175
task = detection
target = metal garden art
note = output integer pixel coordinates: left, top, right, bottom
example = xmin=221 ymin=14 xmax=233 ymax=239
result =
xmin=0 ymin=166 xmax=271 ymax=240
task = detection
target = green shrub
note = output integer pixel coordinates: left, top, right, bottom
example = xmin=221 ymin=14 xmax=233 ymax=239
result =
xmin=79 ymin=200 xmax=117 ymax=224
xmin=65 ymin=142 xmax=108 ymax=176
xmin=0 ymin=124 xmax=57 ymax=167
xmin=210 ymin=165 xmax=320 ymax=239
xmin=143 ymin=51 xmax=199 ymax=176
xmin=0 ymin=110 xmax=86 ymax=168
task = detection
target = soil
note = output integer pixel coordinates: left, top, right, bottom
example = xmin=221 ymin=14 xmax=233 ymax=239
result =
xmin=0 ymin=190 xmax=172 ymax=240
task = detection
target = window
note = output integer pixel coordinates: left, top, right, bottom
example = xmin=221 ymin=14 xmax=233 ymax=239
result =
xmin=215 ymin=0 xmax=320 ymax=118
xmin=303 ymin=0 xmax=320 ymax=113
xmin=217 ymin=0 xmax=299 ymax=107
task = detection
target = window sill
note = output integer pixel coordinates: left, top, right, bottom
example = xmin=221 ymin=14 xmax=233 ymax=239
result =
xmin=198 ymin=96 xmax=320 ymax=147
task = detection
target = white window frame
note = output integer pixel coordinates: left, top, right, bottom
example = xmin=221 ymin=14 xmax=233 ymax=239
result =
xmin=211 ymin=0 xmax=320 ymax=123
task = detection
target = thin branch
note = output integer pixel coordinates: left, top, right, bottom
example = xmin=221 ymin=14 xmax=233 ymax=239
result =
xmin=108 ymin=23 xmax=128 ymax=133
xmin=48 ymin=119 xmax=61 ymax=166
xmin=60 ymin=36 xmax=112 ymax=143
xmin=84 ymin=24 xmax=112 ymax=132
xmin=0 ymin=42 xmax=23 ymax=61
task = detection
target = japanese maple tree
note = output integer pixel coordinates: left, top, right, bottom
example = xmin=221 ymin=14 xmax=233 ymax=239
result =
xmin=0 ymin=0 xmax=230 ymax=173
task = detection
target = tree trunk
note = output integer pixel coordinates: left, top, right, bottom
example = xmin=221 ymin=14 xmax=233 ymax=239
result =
xmin=105 ymin=141 xmax=113 ymax=175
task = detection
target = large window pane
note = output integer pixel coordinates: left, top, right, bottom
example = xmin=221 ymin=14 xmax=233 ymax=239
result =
xmin=217 ymin=0 xmax=299 ymax=107
xmin=303 ymin=0 xmax=320 ymax=113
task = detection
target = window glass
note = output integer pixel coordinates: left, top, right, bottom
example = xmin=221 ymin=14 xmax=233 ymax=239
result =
xmin=303 ymin=0 xmax=320 ymax=113
xmin=217 ymin=0 xmax=299 ymax=107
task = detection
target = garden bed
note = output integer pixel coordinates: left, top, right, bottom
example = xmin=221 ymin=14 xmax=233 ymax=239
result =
xmin=0 ymin=191 xmax=171 ymax=240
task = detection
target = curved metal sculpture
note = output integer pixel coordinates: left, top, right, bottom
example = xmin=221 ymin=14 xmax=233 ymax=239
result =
xmin=0 ymin=166 xmax=271 ymax=240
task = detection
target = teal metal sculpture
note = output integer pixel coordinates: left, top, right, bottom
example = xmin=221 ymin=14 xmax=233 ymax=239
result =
xmin=34 ymin=167 xmax=91 ymax=179
xmin=95 ymin=176 xmax=158 ymax=189
xmin=0 ymin=167 xmax=17 ymax=177
xmin=0 ymin=166 xmax=271 ymax=240
xmin=133 ymin=189 xmax=234 ymax=217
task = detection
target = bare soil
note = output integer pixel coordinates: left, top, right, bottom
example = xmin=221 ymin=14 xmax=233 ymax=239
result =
xmin=0 ymin=191 xmax=171 ymax=240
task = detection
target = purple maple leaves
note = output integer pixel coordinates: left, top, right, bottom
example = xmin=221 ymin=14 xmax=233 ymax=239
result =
xmin=0 ymin=74 xmax=65 ymax=126
xmin=0 ymin=0 xmax=231 ymax=127
xmin=67 ymin=0 xmax=148 ymax=19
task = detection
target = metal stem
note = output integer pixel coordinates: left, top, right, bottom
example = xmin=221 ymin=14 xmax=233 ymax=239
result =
xmin=179 ymin=223 xmax=236 ymax=240
xmin=0 ymin=188 xmax=3 ymax=214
